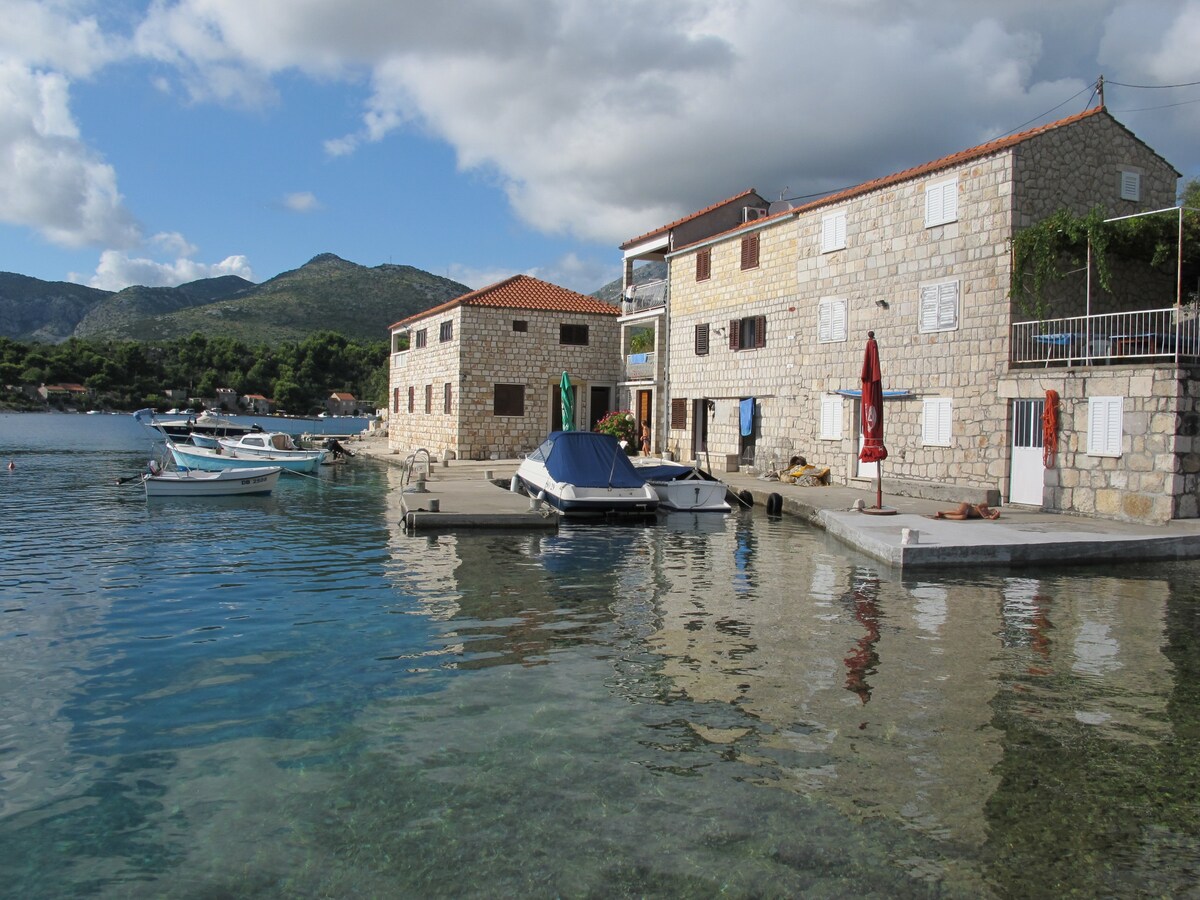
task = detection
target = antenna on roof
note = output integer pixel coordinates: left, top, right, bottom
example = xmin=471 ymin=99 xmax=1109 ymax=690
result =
xmin=778 ymin=187 xmax=789 ymax=200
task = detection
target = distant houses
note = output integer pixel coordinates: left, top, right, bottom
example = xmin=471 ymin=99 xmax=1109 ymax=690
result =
xmin=326 ymin=392 xmax=357 ymax=417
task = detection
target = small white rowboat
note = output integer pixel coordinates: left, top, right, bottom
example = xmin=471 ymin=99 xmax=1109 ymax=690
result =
xmin=142 ymin=466 xmax=283 ymax=497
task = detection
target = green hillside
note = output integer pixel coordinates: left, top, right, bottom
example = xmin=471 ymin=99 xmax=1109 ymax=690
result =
xmin=0 ymin=273 xmax=110 ymax=343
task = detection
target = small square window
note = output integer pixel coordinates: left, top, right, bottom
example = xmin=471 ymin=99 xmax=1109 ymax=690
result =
xmin=729 ymin=315 xmax=766 ymax=350
xmin=1088 ymin=396 xmax=1123 ymax=457
xmin=494 ymin=384 xmax=525 ymax=416
xmin=919 ymin=280 xmax=959 ymax=333
xmin=439 ymin=321 xmax=453 ymax=342
xmin=414 ymin=329 xmax=427 ymax=349
xmin=560 ymin=324 xmax=589 ymax=345
xmin=512 ymin=320 xmax=528 ymax=332
xmin=818 ymin=298 xmax=847 ymax=343
xmin=922 ymin=398 xmax=952 ymax=446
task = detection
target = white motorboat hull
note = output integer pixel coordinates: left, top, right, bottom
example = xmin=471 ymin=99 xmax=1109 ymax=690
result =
xmin=517 ymin=459 xmax=659 ymax=516
xmin=143 ymin=466 xmax=282 ymax=496
xmin=218 ymin=433 xmax=328 ymax=466
xmin=649 ymin=477 xmax=731 ymax=512
xmin=167 ymin=441 xmax=323 ymax=474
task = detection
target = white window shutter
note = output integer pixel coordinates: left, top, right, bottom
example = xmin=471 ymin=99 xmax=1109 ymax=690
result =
xmin=819 ymin=298 xmax=847 ymax=343
xmin=820 ymin=394 xmax=842 ymax=440
xmin=822 ymin=211 xmax=846 ymax=253
xmin=832 ymin=299 xmax=847 ymax=341
xmin=938 ymin=281 xmax=959 ymax=330
xmin=1119 ymin=171 xmax=1141 ymax=201
xmin=922 ymin=398 xmax=952 ymax=446
xmin=919 ymin=285 xmax=940 ymax=332
xmin=1088 ymin=397 xmax=1123 ymax=456
xmin=925 ymin=176 xmax=958 ymax=226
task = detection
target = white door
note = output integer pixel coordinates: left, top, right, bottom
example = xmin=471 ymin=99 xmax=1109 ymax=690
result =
xmin=1010 ymin=399 xmax=1045 ymax=506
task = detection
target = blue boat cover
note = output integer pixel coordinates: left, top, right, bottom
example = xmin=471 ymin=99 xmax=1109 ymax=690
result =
xmin=528 ymin=431 xmax=648 ymax=489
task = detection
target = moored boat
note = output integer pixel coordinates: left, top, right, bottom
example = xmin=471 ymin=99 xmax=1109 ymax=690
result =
xmin=166 ymin=440 xmax=324 ymax=474
xmin=218 ymin=432 xmax=328 ymax=466
xmin=632 ymin=459 xmax=731 ymax=513
xmin=142 ymin=465 xmax=282 ymax=497
xmin=516 ymin=431 xmax=659 ymax=516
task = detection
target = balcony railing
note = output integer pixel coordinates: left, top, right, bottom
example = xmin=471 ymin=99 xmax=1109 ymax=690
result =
xmin=1011 ymin=307 xmax=1200 ymax=367
xmin=622 ymin=279 xmax=667 ymax=315
xmin=624 ymin=350 xmax=657 ymax=380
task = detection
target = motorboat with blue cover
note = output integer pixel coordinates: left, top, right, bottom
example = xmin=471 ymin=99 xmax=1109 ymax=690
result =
xmin=516 ymin=431 xmax=659 ymax=516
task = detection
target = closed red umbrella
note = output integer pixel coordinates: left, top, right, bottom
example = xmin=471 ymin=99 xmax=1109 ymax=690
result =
xmin=859 ymin=331 xmax=892 ymax=512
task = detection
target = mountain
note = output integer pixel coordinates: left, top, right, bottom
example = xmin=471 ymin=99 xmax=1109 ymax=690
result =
xmin=0 ymin=273 xmax=111 ymax=343
xmin=74 ymin=275 xmax=255 ymax=338
xmin=0 ymin=255 xmax=472 ymax=345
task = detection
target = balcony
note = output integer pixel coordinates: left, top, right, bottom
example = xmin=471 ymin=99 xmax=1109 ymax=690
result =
xmin=624 ymin=350 xmax=657 ymax=381
xmin=622 ymin=279 xmax=667 ymax=315
xmin=1010 ymin=307 xmax=1200 ymax=367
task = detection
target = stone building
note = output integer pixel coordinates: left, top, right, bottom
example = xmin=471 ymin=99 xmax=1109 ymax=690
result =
xmin=631 ymin=106 xmax=1190 ymax=523
xmin=387 ymin=275 xmax=622 ymax=460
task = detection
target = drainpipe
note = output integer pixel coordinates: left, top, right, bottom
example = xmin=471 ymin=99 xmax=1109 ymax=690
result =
xmin=661 ymin=277 xmax=671 ymax=458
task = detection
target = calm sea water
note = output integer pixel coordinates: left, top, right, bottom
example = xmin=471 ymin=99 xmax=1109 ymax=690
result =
xmin=1 ymin=412 xmax=1198 ymax=898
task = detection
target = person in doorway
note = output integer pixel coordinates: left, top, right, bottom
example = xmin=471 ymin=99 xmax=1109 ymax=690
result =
xmin=933 ymin=502 xmax=1000 ymax=520
xmin=639 ymin=421 xmax=651 ymax=455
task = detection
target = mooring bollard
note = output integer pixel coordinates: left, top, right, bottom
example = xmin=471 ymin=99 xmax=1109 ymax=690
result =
xmin=484 ymin=469 xmax=494 ymax=480
xmin=429 ymin=498 xmax=440 ymax=512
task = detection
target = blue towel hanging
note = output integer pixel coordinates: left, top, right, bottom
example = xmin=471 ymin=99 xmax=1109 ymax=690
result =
xmin=740 ymin=398 xmax=754 ymax=436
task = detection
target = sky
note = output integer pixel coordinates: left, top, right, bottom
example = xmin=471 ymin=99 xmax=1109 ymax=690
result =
xmin=1 ymin=1 xmax=1198 ymax=297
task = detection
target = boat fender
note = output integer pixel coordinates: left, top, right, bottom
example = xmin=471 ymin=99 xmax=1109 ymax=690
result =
xmin=766 ymin=492 xmax=783 ymax=515
xmin=738 ymin=489 xmax=754 ymax=507
xmin=510 ymin=475 xmax=520 ymax=493
xmin=148 ymin=460 xmax=161 ymax=475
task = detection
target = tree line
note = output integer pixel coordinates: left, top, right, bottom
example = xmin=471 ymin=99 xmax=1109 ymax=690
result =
xmin=0 ymin=331 xmax=388 ymax=414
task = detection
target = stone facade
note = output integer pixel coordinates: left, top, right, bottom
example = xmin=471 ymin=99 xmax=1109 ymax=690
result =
xmin=388 ymin=290 xmax=621 ymax=461
xmin=658 ymin=108 xmax=1186 ymax=523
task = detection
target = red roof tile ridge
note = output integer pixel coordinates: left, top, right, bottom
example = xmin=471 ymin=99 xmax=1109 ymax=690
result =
xmin=390 ymin=274 xmax=617 ymax=330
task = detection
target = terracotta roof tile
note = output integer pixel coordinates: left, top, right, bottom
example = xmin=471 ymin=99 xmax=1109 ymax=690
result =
xmin=390 ymin=275 xmax=618 ymax=330
xmin=619 ymin=188 xmax=763 ymax=250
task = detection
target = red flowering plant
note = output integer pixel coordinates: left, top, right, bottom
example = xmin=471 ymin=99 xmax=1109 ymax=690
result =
xmin=593 ymin=409 xmax=637 ymax=446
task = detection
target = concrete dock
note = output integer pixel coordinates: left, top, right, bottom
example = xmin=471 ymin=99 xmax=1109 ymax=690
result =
xmin=350 ymin=435 xmax=1200 ymax=569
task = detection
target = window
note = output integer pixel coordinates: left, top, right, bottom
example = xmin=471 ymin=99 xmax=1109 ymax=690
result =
xmin=729 ymin=315 xmax=767 ymax=350
xmin=512 ymin=320 xmax=528 ymax=332
xmin=821 ymin=210 xmax=846 ymax=253
xmin=922 ymin=398 xmax=952 ymax=446
xmin=414 ymin=329 xmax=427 ymax=349
xmin=393 ymin=387 xmax=400 ymax=414
xmin=494 ymin=383 xmax=525 ymax=417
xmin=1088 ymin=396 xmax=1123 ymax=457
xmin=924 ymin=175 xmax=958 ymax=227
xmin=407 ymin=386 xmax=415 ymax=413
xmin=560 ymin=323 xmax=589 ymax=345
xmin=393 ymin=333 xmax=409 ymax=354
xmin=820 ymin=394 xmax=842 ymax=440
xmin=919 ymin=280 xmax=959 ymax=333
xmin=1119 ymin=170 xmax=1141 ymax=201
xmin=740 ymin=233 xmax=760 ymax=270
xmin=424 ymin=384 xmax=432 ymax=414
xmin=695 ymin=323 xmax=710 ymax=356
xmin=696 ymin=247 xmax=711 ymax=281
xmin=671 ymin=398 xmax=688 ymax=429
xmin=444 ymin=382 xmax=452 ymax=414
xmin=818 ymin=298 xmax=847 ymax=343
xmin=439 ymin=321 xmax=453 ymax=342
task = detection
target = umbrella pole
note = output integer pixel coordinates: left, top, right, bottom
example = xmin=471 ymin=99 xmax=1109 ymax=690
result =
xmin=875 ymin=463 xmax=882 ymax=510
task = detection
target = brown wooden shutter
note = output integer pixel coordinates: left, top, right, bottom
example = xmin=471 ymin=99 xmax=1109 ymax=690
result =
xmin=671 ymin=398 xmax=688 ymax=429
xmin=696 ymin=248 xmax=711 ymax=281
xmin=729 ymin=319 xmax=741 ymax=350
xmin=740 ymin=233 xmax=759 ymax=269
xmin=754 ymin=315 xmax=767 ymax=348
xmin=695 ymin=323 xmax=709 ymax=355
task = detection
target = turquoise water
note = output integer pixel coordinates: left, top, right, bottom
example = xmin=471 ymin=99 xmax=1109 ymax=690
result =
xmin=1 ymin=413 xmax=1198 ymax=897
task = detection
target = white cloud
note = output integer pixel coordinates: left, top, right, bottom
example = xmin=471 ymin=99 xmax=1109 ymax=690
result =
xmin=0 ymin=60 xmax=141 ymax=249
xmin=77 ymin=248 xmax=255 ymax=291
xmin=282 ymin=191 xmax=322 ymax=213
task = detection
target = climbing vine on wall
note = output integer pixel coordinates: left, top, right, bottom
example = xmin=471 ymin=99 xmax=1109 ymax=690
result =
xmin=1010 ymin=185 xmax=1200 ymax=321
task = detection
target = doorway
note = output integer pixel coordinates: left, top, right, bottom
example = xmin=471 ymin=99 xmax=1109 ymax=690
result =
xmin=636 ymin=390 xmax=652 ymax=453
xmin=589 ymin=385 xmax=611 ymax=430
xmin=1009 ymin=398 xmax=1045 ymax=505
